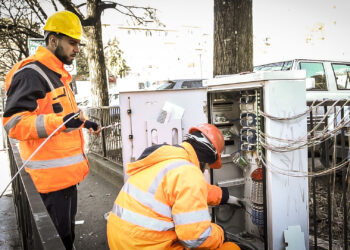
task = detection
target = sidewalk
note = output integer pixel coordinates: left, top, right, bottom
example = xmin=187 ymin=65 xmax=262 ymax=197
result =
xmin=0 ymin=125 xmax=21 ymax=249
xmin=0 ymin=195 xmax=22 ymax=250
xmin=75 ymin=164 xmax=123 ymax=250
xmin=0 ymin=125 xmax=11 ymax=196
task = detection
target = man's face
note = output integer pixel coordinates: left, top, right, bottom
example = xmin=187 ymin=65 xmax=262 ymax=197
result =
xmin=54 ymin=35 xmax=80 ymax=65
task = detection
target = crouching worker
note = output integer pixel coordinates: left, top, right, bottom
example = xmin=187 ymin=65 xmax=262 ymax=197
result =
xmin=107 ymin=124 xmax=240 ymax=249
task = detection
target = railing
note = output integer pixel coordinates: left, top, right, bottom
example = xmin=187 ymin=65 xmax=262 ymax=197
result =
xmin=308 ymin=100 xmax=350 ymax=249
xmin=86 ymin=106 xmax=123 ymax=166
xmin=8 ymin=138 xmax=65 ymax=250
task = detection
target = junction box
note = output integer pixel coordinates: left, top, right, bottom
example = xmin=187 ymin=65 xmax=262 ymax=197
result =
xmin=119 ymin=70 xmax=309 ymax=249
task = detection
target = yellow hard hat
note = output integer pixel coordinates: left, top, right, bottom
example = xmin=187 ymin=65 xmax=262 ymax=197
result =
xmin=44 ymin=10 xmax=82 ymax=40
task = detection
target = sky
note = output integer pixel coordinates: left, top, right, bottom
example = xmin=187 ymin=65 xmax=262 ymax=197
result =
xmin=18 ymin=0 xmax=350 ymax=87
xmin=253 ymin=0 xmax=350 ymax=64
xmin=98 ymin=0 xmax=350 ymax=88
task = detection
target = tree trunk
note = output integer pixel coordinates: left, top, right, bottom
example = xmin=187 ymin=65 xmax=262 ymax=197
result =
xmin=213 ymin=0 xmax=253 ymax=76
xmin=84 ymin=0 xmax=109 ymax=107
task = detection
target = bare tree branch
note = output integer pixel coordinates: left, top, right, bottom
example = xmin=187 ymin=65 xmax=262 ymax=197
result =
xmin=76 ymin=3 xmax=86 ymax=8
xmin=99 ymin=1 xmax=162 ymax=26
xmin=0 ymin=24 xmax=43 ymax=38
xmin=50 ymin=0 xmax=59 ymax=11
xmin=24 ymin=0 xmax=47 ymax=24
xmin=0 ymin=0 xmax=163 ymax=106
xmin=57 ymin=0 xmax=86 ymax=21
xmin=0 ymin=0 xmax=42 ymax=76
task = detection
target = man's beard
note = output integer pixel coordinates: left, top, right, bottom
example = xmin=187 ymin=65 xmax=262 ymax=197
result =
xmin=54 ymin=44 xmax=73 ymax=65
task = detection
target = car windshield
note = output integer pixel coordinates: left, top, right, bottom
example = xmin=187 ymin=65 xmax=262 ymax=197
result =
xmin=156 ymin=81 xmax=176 ymax=90
xmin=181 ymin=80 xmax=202 ymax=88
xmin=254 ymin=61 xmax=293 ymax=72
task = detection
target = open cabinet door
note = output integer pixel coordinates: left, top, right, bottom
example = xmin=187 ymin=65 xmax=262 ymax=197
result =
xmin=205 ymin=70 xmax=308 ymax=250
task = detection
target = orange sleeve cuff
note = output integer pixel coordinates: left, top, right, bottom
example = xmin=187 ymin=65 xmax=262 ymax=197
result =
xmin=207 ymin=183 xmax=222 ymax=206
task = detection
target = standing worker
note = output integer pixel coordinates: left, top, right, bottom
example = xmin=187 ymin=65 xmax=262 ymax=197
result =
xmin=107 ymin=123 xmax=241 ymax=249
xmin=2 ymin=10 xmax=100 ymax=250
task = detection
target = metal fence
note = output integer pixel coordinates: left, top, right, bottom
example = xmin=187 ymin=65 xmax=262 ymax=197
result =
xmin=308 ymin=100 xmax=350 ymax=250
xmin=8 ymin=138 xmax=65 ymax=250
xmin=86 ymin=106 xmax=123 ymax=165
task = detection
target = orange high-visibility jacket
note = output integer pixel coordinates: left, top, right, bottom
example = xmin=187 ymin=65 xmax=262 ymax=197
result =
xmin=3 ymin=46 xmax=89 ymax=193
xmin=107 ymin=142 xmax=224 ymax=249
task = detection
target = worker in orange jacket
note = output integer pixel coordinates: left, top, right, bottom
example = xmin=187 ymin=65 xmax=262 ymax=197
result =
xmin=107 ymin=123 xmax=241 ymax=249
xmin=3 ymin=11 xmax=100 ymax=250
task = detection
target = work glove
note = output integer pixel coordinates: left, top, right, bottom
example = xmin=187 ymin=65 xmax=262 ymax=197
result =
xmin=220 ymin=187 xmax=243 ymax=207
xmin=84 ymin=120 xmax=99 ymax=131
xmin=63 ymin=112 xmax=84 ymax=128
xmin=227 ymin=195 xmax=243 ymax=207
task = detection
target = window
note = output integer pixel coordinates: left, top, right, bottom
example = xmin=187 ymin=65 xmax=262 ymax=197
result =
xmin=299 ymin=62 xmax=327 ymax=90
xmin=281 ymin=61 xmax=293 ymax=70
xmin=332 ymin=63 xmax=350 ymax=90
xmin=253 ymin=61 xmax=293 ymax=72
xmin=181 ymin=80 xmax=202 ymax=89
xmin=156 ymin=81 xmax=176 ymax=90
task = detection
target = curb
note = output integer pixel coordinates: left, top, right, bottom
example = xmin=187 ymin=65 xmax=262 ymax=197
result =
xmin=87 ymin=153 xmax=124 ymax=186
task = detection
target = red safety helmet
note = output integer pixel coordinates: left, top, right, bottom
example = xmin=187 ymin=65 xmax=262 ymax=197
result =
xmin=189 ymin=123 xmax=225 ymax=169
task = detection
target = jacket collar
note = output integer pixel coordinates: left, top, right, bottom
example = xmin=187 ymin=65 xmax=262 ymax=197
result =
xmin=6 ymin=46 xmax=72 ymax=90
xmin=35 ymin=46 xmax=72 ymax=84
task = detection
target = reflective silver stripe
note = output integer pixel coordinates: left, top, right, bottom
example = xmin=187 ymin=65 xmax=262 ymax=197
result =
xmin=36 ymin=114 xmax=48 ymax=138
xmin=180 ymin=225 xmax=212 ymax=248
xmin=122 ymin=182 xmax=172 ymax=218
xmin=112 ymin=204 xmax=174 ymax=231
xmin=148 ymin=160 xmax=194 ymax=194
xmin=173 ymin=209 xmax=211 ymax=225
xmin=26 ymin=153 xmax=85 ymax=169
xmin=15 ymin=64 xmax=55 ymax=91
xmin=4 ymin=115 xmax=22 ymax=133
xmin=7 ymin=65 xmax=56 ymax=137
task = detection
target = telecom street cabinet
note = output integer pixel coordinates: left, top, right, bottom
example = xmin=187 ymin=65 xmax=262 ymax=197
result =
xmin=119 ymin=70 xmax=309 ymax=250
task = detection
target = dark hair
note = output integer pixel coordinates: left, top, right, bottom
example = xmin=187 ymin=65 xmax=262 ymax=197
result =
xmin=44 ymin=32 xmax=66 ymax=45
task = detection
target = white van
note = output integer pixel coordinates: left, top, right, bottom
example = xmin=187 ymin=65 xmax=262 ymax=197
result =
xmin=254 ymin=59 xmax=350 ymax=163
xmin=254 ymin=59 xmax=350 ymax=101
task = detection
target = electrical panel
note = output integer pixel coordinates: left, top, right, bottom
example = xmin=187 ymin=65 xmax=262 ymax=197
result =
xmin=204 ymin=70 xmax=309 ymax=249
xmin=208 ymin=88 xmax=265 ymax=249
